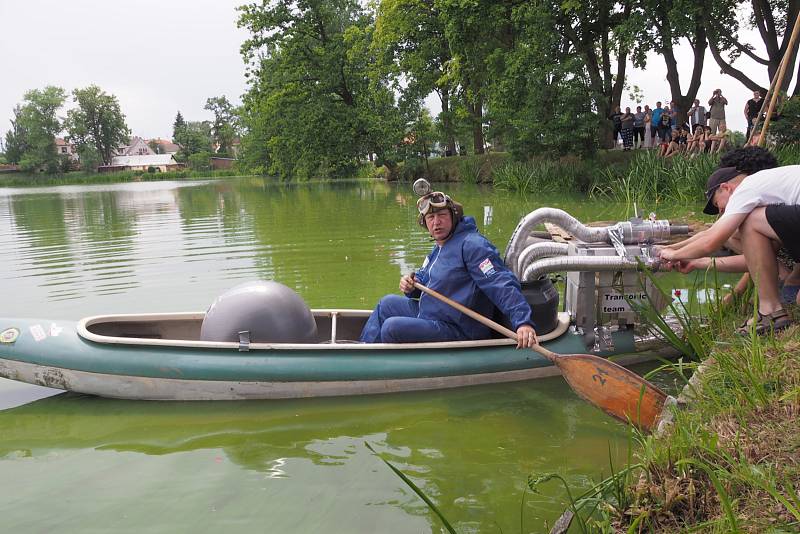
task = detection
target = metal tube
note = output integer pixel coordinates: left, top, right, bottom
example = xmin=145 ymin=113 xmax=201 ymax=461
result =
xmin=517 ymin=242 xmax=570 ymax=274
xmin=505 ymin=207 xmax=689 ymax=277
xmin=522 ymin=255 xmax=657 ymax=283
xmin=505 ymin=208 xmax=609 ymax=277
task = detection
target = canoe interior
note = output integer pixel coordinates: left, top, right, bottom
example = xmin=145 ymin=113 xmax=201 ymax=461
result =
xmin=78 ymin=310 xmax=572 ymax=350
xmin=84 ymin=310 xmax=371 ymax=344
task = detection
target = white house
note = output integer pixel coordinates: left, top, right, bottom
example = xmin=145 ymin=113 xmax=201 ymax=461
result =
xmin=117 ymin=136 xmax=155 ymax=157
xmin=99 ymin=154 xmax=183 ymax=173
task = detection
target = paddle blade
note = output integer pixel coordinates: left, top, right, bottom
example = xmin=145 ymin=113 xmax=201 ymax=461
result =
xmin=554 ymin=354 xmax=667 ymax=432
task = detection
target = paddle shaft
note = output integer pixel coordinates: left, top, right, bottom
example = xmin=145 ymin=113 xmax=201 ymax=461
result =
xmin=413 ymin=281 xmax=557 ymax=362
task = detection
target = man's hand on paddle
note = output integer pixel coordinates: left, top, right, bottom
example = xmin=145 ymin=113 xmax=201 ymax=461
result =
xmin=399 ymin=273 xmax=416 ymax=293
xmin=517 ymin=324 xmax=538 ymax=349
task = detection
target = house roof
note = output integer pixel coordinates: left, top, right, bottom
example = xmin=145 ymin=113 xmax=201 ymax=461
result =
xmin=110 ymin=154 xmax=177 ymax=166
xmin=55 ymin=137 xmax=72 ymax=146
xmin=148 ymin=138 xmax=181 ymax=153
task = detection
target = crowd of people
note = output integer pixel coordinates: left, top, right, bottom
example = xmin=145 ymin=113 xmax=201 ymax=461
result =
xmin=608 ymin=88 xmax=767 ymax=157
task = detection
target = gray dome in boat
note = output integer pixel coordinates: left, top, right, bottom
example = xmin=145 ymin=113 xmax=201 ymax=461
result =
xmin=200 ymin=281 xmax=317 ymax=344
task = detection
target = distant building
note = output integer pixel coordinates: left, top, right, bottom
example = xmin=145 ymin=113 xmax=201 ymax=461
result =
xmin=210 ymin=157 xmax=235 ymax=170
xmin=148 ymin=138 xmax=180 ymax=154
xmin=117 ymin=136 xmax=155 ymax=157
xmin=99 ymin=154 xmax=183 ymax=173
xmin=55 ymin=138 xmax=79 ymax=161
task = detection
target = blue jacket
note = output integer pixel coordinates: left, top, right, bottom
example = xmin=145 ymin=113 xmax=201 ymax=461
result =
xmin=407 ymin=216 xmax=534 ymax=339
xmin=651 ymin=108 xmax=664 ymax=126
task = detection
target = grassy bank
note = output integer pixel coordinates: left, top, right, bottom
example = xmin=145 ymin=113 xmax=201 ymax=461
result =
xmin=0 ymin=168 xmax=250 ymax=187
xmin=531 ymin=288 xmax=800 ymax=532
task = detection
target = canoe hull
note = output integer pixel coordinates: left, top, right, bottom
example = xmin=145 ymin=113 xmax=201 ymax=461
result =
xmin=0 ymin=352 xmax=656 ymax=400
xmin=0 ymin=314 xmax=669 ymax=400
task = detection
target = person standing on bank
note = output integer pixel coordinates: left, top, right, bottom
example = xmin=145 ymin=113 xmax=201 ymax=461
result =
xmin=688 ymin=98 xmax=707 ymax=133
xmin=359 ymin=192 xmax=538 ymax=347
xmin=707 ymin=88 xmax=728 ymax=135
xmin=744 ymin=89 xmax=763 ymax=141
xmin=621 ymin=107 xmax=635 ymax=151
xmin=658 ymin=164 xmax=800 ymax=334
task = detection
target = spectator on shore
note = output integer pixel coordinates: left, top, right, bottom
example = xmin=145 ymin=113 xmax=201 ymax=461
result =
xmin=643 ymin=105 xmax=653 ymax=148
xmin=745 ymin=90 xmax=764 ymax=141
xmin=686 ymin=125 xmax=706 ymax=155
xmin=708 ymin=89 xmax=728 ymax=134
xmin=633 ymin=106 xmax=646 ymax=149
xmin=688 ymin=99 xmax=707 ymax=133
xmin=651 ymin=102 xmax=664 ymax=146
xmin=669 ymin=101 xmax=681 ymax=130
xmin=621 ymin=107 xmax=635 ymax=151
xmin=657 ymin=108 xmax=672 ymax=145
xmin=609 ymin=106 xmax=622 ymax=148
xmin=708 ymin=124 xmax=733 ymax=154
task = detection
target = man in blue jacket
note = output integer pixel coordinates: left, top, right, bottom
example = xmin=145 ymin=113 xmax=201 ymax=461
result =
xmin=359 ymin=191 xmax=538 ymax=348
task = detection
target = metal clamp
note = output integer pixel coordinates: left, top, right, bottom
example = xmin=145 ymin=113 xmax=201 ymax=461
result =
xmin=238 ymin=330 xmax=251 ymax=352
xmin=607 ymin=224 xmax=627 ymax=258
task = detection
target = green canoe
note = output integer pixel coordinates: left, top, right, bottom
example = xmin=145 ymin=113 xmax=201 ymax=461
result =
xmin=0 ymin=310 xmax=670 ymax=400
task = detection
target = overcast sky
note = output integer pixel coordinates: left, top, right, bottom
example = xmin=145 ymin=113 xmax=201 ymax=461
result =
xmin=0 ymin=1 xmax=783 ymax=141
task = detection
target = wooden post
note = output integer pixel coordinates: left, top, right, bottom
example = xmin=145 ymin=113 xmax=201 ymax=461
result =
xmin=758 ymin=13 xmax=800 ymax=147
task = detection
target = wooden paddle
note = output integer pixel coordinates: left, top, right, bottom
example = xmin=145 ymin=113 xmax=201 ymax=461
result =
xmin=413 ymin=281 xmax=668 ymax=432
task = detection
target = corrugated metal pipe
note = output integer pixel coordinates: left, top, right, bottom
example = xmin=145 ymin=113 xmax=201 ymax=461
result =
xmin=516 ymin=242 xmax=570 ymax=274
xmin=504 ymin=208 xmax=689 ymax=278
xmin=521 ymin=255 xmax=659 ymax=283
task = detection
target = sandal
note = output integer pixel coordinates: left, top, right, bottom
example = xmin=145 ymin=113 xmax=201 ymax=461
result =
xmin=736 ymin=308 xmax=794 ymax=336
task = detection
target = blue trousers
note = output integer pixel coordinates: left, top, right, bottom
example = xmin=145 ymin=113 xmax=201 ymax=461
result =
xmin=359 ymin=294 xmax=466 ymax=343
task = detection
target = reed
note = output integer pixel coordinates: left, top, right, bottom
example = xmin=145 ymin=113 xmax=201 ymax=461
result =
xmin=589 ymin=151 xmax=718 ymax=208
xmin=492 ymin=158 xmax=601 ymax=193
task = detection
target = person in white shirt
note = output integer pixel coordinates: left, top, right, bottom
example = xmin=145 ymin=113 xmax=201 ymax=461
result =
xmin=659 ymin=164 xmax=800 ymax=334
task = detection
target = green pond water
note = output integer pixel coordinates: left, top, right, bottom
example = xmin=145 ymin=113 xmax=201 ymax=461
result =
xmin=0 ymin=178 xmax=705 ymax=533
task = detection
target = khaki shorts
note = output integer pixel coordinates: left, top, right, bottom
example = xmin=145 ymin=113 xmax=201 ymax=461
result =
xmin=708 ymin=118 xmax=726 ymax=135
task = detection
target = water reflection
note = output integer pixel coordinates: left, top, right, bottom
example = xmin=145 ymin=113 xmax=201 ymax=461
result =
xmin=0 ymin=379 xmax=628 ymax=532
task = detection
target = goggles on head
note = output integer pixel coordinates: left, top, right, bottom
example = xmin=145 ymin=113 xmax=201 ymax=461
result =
xmin=416 ymin=192 xmax=450 ymax=216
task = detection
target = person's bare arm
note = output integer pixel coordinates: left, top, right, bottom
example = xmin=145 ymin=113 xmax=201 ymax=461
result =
xmin=660 ymin=214 xmax=745 ymax=261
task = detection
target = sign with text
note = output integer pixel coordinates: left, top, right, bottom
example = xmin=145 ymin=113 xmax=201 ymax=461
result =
xmin=599 ymin=291 xmax=648 ymax=314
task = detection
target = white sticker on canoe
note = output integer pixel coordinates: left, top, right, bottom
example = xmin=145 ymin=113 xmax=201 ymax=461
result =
xmin=49 ymin=323 xmax=63 ymax=337
xmin=30 ymin=324 xmax=47 ymax=342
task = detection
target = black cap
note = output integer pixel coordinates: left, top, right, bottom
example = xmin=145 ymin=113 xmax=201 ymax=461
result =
xmin=703 ymin=167 xmax=742 ymax=215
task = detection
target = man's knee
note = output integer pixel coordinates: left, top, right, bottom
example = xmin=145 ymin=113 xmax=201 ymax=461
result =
xmin=377 ymin=294 xmax=408 ymax=318
xmin=381 ymin=317 xmax=411 ymax=343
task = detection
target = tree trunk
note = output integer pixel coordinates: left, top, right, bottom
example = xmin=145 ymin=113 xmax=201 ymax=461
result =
xmin=439 ymin=92 xmax=457 ymax=157
xmin=470 ymin=96 xmax=485 ymax=154
xmin=660 ymin=9 xmax=706 ymax=127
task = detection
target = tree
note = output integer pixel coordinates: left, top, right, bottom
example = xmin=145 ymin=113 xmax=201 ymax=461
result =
xmin=172 ymin=111 xmax=186 ymax=143
xmin=237 ymin=0 xmax=406 ymax=179
xmin=204 ymin=96 xmax=239 ymax=156
xmin=436 ymin=0 xmax=512 ymax=154
xmin=486 ymin=2 xmax=598 ymax=157
xmin=543 ymin=0 xmax=635 ymax=147
xmin=373 ymin=0 xmax=458 ymax=156
xmin=4 ymin=105 xmax=29 ymax=165
xmin=16 ymin=86 xmax=67 ymax=173
xmin=64 ymin=85 xmax=130 ymax=166
xmin=173 ymin=121 xmax=212 ymax=162
xmin=706 ymin=0 xmax=800 ymax=95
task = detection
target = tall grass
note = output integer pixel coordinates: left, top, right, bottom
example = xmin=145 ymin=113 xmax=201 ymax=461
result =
xmin=492 ymin=158 xmax=602 ymax=193
xmin=589 ymin=151 xmax=718 ymax=208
